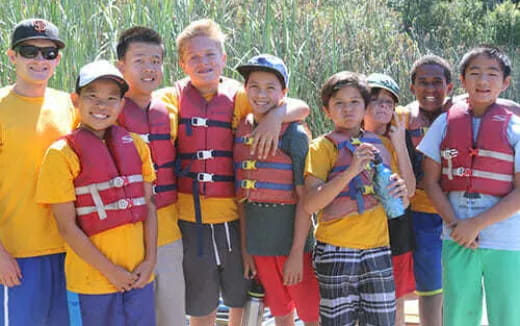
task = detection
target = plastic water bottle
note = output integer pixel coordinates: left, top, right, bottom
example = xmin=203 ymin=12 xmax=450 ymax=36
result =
xmin=240 ymin=279 xmax=265 ymax=326
xmin=373 ymin=153 xmax=405 ymax=219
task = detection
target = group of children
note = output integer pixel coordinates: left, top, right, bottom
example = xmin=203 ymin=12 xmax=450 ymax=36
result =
xmin=1 ymin=16 xmax=519 ymax=326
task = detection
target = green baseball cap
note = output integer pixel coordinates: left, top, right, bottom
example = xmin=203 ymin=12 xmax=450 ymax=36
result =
xmin=367 ymin=73 xmax=400 ymax=103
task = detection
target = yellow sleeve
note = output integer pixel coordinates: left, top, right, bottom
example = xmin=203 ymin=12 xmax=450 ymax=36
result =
xmin=381 ymin=137 xmax=400 ymax=173
xmin=232 ymin=87 xmax=252 ymax=129
xmin=130 ymin=133 xmax=156 ymax=183
xmin=305 ymin=136 xmax=337 ymax=181
xmin=36 ymin=140 xmax=80 ymax=204
xmin=165 ymin=102 xmax=178 ymax=142
xmin=154 ymin=87 xmax=179 ymax=110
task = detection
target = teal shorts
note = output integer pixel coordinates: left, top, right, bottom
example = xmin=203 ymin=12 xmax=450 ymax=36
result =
xmin=443 ymin=240 xmax=520 ymax=326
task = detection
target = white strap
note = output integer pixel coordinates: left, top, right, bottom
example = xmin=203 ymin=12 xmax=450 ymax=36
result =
xmin=476 ymin=149 xmax=514 ymax=162
xmin=224 ymin=222 xmax=232 ymax=253
xmin=76 ymin=197 xmax=146 ymax=218
xmin=210 ymin=224 xmax=221 ymax=266
xmin=442 ymin=168 xmax=513 ymax=182
xmin=88 ymin=184 xmax=107 ymax=219
xmin=138 ymin=133 xmax=150 ymax=144
xmin=75 ymin=175 xmax=144 ymax=195
xmin=4 ymin=286 xmax=9 ymax=326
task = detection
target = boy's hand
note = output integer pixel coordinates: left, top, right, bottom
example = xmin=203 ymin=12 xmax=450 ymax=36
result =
xmin=242 ymin=252 xmax=256 ymax=279
xmin=250 ymin=105 xmax=284 ymax=159
xmin=132 ymin=259 xmax=156 ymax=289
xmin=388 ymin=174 xmax=408 ymax=199
xmin=283 ymin=251 xmax=303 ymax=286
xmin=449 ymin=218 xmax=480 ymax=249
xmin=347 ymin=143 xmax=377 ymax=176
xmin=389 ymin=112 xmax=406 ymax=148
xmin=105 ymin=265 xmax=138 ymax=292
xmin=0 ymin=250 xmax=22 ymax=287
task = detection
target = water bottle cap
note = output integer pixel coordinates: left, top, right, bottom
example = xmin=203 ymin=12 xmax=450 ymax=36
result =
xmin=248 ymin=279 xmax=265 ymax=297
xmin=373 ymin=152 xmax=383 ymax=164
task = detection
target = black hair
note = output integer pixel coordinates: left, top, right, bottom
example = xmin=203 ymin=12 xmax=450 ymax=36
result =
xmin=459 ymin=45 xmax=512 ymax=79
xmin=116 ymin=26 xmax=164 ymax=60
xmin=410 ymin=55 xmax=452 ymax=84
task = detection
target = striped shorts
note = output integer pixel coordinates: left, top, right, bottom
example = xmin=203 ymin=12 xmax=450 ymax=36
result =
xmin=313 ymin=242 xmax=395 ymax=326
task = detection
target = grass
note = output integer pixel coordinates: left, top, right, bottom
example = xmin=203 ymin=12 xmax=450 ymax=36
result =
xmin=0 ymin=0 xmax=518 ymax=135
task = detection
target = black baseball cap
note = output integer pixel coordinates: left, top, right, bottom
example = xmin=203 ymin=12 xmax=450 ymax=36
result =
xmin=11 ymin=18 xmax=65 ymax=49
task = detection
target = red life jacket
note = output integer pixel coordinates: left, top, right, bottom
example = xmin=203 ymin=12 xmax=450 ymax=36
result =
xmin=117 ymin=97 xmax=177 ymax=209
xmin=234 ymin=117 xmax=296 ymax=204
xmin=175 ymin=78 xmax=239 ymax=202
xmin=440 ymin=102 xmax=514 ymax=196
xmin=322 ymin=131 xmax=391 ymax=222
xmin=65 ymin=126 xmax=147 ymax=236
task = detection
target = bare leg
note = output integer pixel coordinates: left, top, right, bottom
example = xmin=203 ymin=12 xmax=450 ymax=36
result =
xmin=190 ymin=309 xmax=217 ymax=326
xmin=395 ymin=298 xmax=405 ymax=326
xmin=303 ymin=321 xmax=320 ymax=326
xmin=418 ymin=293 xmax=443 ymax=326
xmin=274 ymin=310 xmax=295 ymax=326
xmin=229 ymin=307 xmax=244 ymax=326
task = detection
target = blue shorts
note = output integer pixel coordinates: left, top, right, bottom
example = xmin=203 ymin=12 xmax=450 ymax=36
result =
xmin=412 ymin=211 xmax=443 ymax=296
xmin=0 ymin=253 xmax=69 ymax=326
xmin=67 ymin=282 xmax=155 ymax=326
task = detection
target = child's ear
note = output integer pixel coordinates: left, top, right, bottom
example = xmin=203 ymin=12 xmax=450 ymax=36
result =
xmin=459 ymin=74 xmax=466 ymax=90
xmin=446 ymin=82 xmax=454 ymax=95
xmin=502 ymin=76 xmax=512 ymax=92
xmin=70 ymin=92 xmax=79 ymax=107
xmin=322 ymin=106 xmax=331 ymax=118
xmin=409 ymin=83 xmax=416 ymax=96
xmin=6 ymin=49 xmax=16 ymax=64
xmin=116 ymin=60 xmax=125 ymax=73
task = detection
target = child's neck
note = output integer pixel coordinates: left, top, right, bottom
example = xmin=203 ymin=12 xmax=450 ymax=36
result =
xmin=364 ymin=120 xmax=386 ymax=137
xmin=335 ymin=126 xmax=362 ymax=138
xmin=125 ymin=89 xmax=152 ymax=110
xmin=79 ymin=124 xmax=106 ymax=139
xmin=12 ymin=80 xmax=47 ymax=98
xmin=469 ymin=100 xmax=493 ymax=117
xmin=192 ymin=81 xmax=219 ymax=98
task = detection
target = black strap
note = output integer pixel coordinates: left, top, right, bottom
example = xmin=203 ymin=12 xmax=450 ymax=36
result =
xmin=178 ymin=150 xmax=233 ymax=160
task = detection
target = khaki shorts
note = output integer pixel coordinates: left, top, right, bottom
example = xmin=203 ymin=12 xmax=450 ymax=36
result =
xmin=155 ymin=239 xmax=185 ymax=326
xmin=179 ymin=220 xmax=249 ymax=316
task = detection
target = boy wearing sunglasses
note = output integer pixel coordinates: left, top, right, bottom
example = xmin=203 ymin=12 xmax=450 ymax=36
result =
xmin=0 ymin=19 xmax=76 ymax=325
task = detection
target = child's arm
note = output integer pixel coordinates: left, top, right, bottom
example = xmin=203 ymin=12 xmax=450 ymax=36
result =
xmin=0 ymin=243 xmax=21 ymax=287
xmin=132 ymin=182 xmax=158 ymax=288
xmin=238 ymin=202 xmax=256 ymax=279
xmin=251 ymin=98 xmax=310 ymax=159
xmin=450 ymin=173 xmax=520 ymax=248
xmin=389 ymin=112 xmax=416 ymax=197
xmin=283 ymin=185 xmax=310 ymax=286
xmin=422 ymin=157 xmax=458 ymax=225
xmin=51 ymin=202 xmax=138 ymax=292
xmin=304 ymin=143 xmax=376 ymax=214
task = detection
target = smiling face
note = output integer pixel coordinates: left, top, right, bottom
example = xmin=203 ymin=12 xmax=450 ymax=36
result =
xmin=72 ymin=78 xmax=124 ymax=138
xmin=324 ymin=85 xmax=366 ymax=135
xmin=245 ymin=70 xmax=287 ymax=121
xmin=365 ymin=89 xmax=395 ymax=128
xmin=411 ymin=64 xmax=453 ymax=113
xmin=461 ymin=54 xmax=511 ymax=113
xmin=7 ymin=39 xmax=61 ymax=89
xmin=179 ymin=35 xmax=226 ymax=94
xmin=118 ymin=42 xmax=163 ymax=96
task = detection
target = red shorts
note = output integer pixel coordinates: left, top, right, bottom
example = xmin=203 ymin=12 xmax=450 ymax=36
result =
xmin=253 ymin=253 xmax=320 ymax=322
xmin=392 ymin=251 xmax=415 ymax=298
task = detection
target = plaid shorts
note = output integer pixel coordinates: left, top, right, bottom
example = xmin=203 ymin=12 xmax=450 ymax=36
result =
xmin=313 ymin=242 xmax=395 ymax=326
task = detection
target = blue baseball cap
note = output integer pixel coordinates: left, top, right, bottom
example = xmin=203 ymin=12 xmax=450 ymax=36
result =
xmin=237 ymin=54 xmax=289 ymax=89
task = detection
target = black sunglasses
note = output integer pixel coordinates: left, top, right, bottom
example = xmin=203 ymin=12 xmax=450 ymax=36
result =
xmin=15 ymin=45 xmax=59 ymax=60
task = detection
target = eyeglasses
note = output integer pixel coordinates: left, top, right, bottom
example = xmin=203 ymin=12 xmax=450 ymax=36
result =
xmin=369 ymin=98 xmax=394 ymax=107
xmin=15 ymin=45 xmax=59 ymax=60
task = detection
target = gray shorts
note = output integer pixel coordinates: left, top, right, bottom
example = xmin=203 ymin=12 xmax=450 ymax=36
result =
xmin=179 ymin=220 xmax=249 ymax=316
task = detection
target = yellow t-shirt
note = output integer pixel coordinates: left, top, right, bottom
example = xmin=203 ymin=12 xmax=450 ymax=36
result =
xmin=119 ymin=100 xmax=181 ymax=247
xmin=0 ymin=86 xmax=76 ymax=258
xmin=154 ymin=83 xmax=251 ymax=224
xmin=305 ymin=135 xmax=399 ymax=249
xmin=395 ymin=105 xmax=437 ymax=213
xmin=36 ymin=132 xmax=156 ymax=294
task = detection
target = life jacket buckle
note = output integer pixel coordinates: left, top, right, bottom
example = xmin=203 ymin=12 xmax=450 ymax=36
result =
xmin=138 ymin=133 xmax=150 ymax=144
xmin=196 ymin=150 xmax=214 ymax=160
xmin=361 ymin=184 xmax=375 ymax=195
xmin=241 ymin=179 xmax=256 ymax=189
xmin=441 ymin=148 xmax=458 ymax=159
xmin=111 ymin=176 xmax=127 ymax=188
xmin=118 ymin=199 xmax=130 ymax=209
xmin=351 ymin=138 xmax=361 ymax=145
xmin=191 ymin=117 xmax=208 ymax=127
xmin=468 ymin=147 xmax=479 ymax=156
xmin=241 ymin=136 xmax=254 ymax=145
xmin=241 ymin=160 xmax=257 ymax=170
xmin=197 ymin=172 xmax=214 ymax=182
xmin=453 ymin=167 xmax=472 ymax=177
